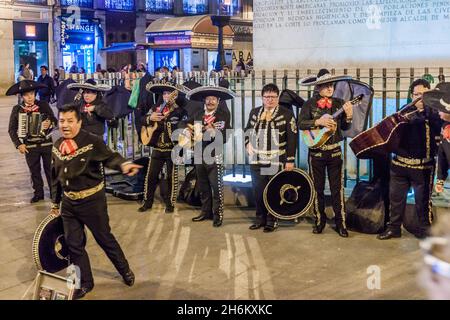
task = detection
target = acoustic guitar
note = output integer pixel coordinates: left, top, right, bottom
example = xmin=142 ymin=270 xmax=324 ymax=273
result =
xmin=349 ymin=98 xmax=421 ymax=159
xmin=301 ymin=94 xmax=364 ymax=149
xmin=140 ymin=90 xmax=178 ymax=146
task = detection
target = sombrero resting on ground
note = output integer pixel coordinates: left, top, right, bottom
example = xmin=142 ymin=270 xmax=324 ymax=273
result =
xmin=6 ymin=80 xmax=48 ymax=96
xmin=299 ymin=69 xmax=352 ymax=87
xmin=186 ymin=86 xmax=235 ymax=101
xmin=263 ymin=168 xmax=315 ymax=220
xmin=423 ymin=82 xmax=450 ymax=114
xmin=67 ymin=78 xmax=111 ymax=92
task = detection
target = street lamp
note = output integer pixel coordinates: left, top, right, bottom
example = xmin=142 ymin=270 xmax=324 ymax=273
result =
xmin=211 ymin=2 xmax=231 ymax=72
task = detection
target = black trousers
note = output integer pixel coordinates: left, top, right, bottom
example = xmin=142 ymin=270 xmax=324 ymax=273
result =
xmin=250 ymin=165 xmax=280 ymax=227
xmin=143 ymin=151 xmax=178 ymax=207
xmin=61 ymin=190 xmax=129 ymax=287
xmin=195 ymin=157 xmax=224 ymax=220
xmin=387 ymin=161 xmax=434 ymax=234
xmin=308 ymin=147 xmax=346 ymax=227
xmin=24 ymin=145 xmax=52 ymax=197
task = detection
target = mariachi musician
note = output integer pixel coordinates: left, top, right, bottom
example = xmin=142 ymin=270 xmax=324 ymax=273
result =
xmin=138 ymin=81 xmax=188 ymax=213
xmin=377 ymin=79 xmax=442 ymax=240
xmin=50 ymin=103 xmax=141 ymax=299
xmin=245 ymin=83 xmax=298 ymax=233
xmin=67 ymin=79 xmax=114 ymax=137
xmin=298 ymin=69 xmax=354 ymax=237
xmin=7 ymin=80 xmax=57 ymax=203
xmin=181 ymin=86 xmax=233 ymax=227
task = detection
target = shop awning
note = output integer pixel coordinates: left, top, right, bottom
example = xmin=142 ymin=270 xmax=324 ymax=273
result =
xmin=101 ymin=42 xmax=152 ymax=52
xmin=145 ymin=15 xmax=234 ymax=36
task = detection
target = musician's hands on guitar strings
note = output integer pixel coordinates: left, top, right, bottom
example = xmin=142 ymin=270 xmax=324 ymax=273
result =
xmin=315 ymin=114 xmax=336 ymax=129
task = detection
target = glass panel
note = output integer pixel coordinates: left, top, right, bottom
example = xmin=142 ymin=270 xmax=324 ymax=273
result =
xmin=145 ymin=0 xmax=174 ymax=13
xmin=104 ymin=0 xmax=135 ymax=11
xmin=218 ymin=0 xmax=241 ymax=16
xmin=14 ymin=40 xmax=49 ymax=81
xmin=15 ymin=0 xmax=47 ymax=5
xmin=154 ymin=50 xmax=179 ymax=71
xmin=62 ymin=43 xmax=95 ymax=74
xmin=60 ymin=0 xmax=93 ymax=8
xmin=183 ymin=0 xmax=208 ymax=15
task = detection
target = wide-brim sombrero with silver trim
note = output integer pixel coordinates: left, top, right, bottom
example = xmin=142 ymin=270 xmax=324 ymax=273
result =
xmin=67 ymin=82 xmax=111 ymax=92
xmin=263 ymin=168 xmax=315 ymax=220
xmin=32 ymin=214 xmax=69 ymax=273
xmin=145 ymin=81 xmax=189 ymax=95
xmin=423 ymin=82 xmax=450 ymax=114
xmin=6 ymin=80 xmax=48 ymax=96
xmin=299 ymin=69 xmax=352 ymax=87
xmin=186 ymin=86 xmax=235 ymax=101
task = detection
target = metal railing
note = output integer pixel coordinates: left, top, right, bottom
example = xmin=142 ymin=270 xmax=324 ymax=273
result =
xmin=64 ymin=67 xmax=450 ymax=185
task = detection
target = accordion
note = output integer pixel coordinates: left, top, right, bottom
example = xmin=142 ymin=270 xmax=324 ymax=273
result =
xmin=18 ymin=112 xmax=50 ymax=142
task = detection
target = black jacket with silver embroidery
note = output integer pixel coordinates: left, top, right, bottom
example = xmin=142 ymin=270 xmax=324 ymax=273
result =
xmin=79 ymin=100 xmax=114 ymax=136
xmin=143 ymin=104 xmax=188 ymax=153
xmin=437 ymin=122 xmax=450 ymax=181
xmin=245 ymin=105 xmax=298 ymax=165
xmin=8 ymin=100 xmax=57 ymax=148
xmin=182 ymin=106 xmax=232 ymax=156
xmin=51 ymin=129 xmax=127 ymax=204
xmin=298 ymin=95 xmax=351 ymax=146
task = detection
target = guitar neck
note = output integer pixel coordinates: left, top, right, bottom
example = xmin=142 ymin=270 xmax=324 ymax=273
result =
xmin=331 ymin=94 xmax=363 ymax=119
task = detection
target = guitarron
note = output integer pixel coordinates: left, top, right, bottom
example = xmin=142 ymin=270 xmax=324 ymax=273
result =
xmin=301 ymin=94 xmax=364 ymax=149
xmin=349 ymin=98 xmax=421 ymax=159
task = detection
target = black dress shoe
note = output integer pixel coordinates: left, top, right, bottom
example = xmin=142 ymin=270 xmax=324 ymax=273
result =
xmin=312 ymin=223 xmax=326 ymax=234
xmin=73 ymin=286 xmax=93 ymax=300
xmin=121 ymin=269 xmax=135 ymax=287
xmin=192 ymin=214 xmax=208 ymax=222
xmin=165 ymin=206 xmax=174 ymax=214
xmin=377 ymin=229 xmax=401 ymax=240
xmin=30 ymin=195 xmax=44 ymax=203
xmin=138 ymin=201 xmax=152 ymax=212
xmin=263 ymin=226 xmax=276 ymax=233
xmin=213 ymin=216 xmax=223 ymax=227
xmin=249 ymin=223 xmax=264 ymax=230
xmin=335 ymin=225 xmax=349 ymax=238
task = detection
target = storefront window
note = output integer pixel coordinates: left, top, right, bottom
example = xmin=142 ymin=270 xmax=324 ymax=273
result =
xmin=154 ymin=50 xmax=179 ymax=71
xmin=183 ymin=0 xmax=208 ymax=15
xmin=63 ymin=44 xmax=94 ymax=74
xmin=15 ymin=0 xmax=47 ymax=5
xmin=14 ymin=40 xmax=49 ymax=81
xmin=104 ymin=0 xmax=135 ymax=11
xmin=60 ymin=0 xmax=93 ymax=7
xmin=145 ymin=0 xmax=174 ymax=13
xmin=218 ymin=0 xmax=241 ymax=16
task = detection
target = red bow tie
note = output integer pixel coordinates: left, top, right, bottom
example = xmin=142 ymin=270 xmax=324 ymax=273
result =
xmin=317 ymin=97 xmax=332 ymax=109
xmin=443 ymin=124 xmax=450 ymax=141
xmin=83 ymin=103 xmax=91 ymax=113
xmin=23 ymin=104 xmax=39 ymax=113
xmin=203 ymin=114 xmax=216 ymax=125
xmin=59 ymin=139 xmax=78 ymax=156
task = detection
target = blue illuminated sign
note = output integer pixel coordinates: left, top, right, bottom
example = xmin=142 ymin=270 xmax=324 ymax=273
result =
xmin=60 ymin=0 xmax=93 ymax=8
xmin=104 ymin=0 xmax=135 ymax=11
xmin=183 ymin=0 xmax=208 ymax=15
xmin=145 ymin=0 xmax=174 ymax=13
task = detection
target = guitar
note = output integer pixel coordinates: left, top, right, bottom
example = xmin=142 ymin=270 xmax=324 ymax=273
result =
xmin=301 ymin=94 xmax=364 ymax=149
xmin=140 ymin=90 xmax=178 ymax=146
xmin=349 ymin=98 xmax=421 ymax=159
xmin=178 ymin=114 xmax=217 ymax=149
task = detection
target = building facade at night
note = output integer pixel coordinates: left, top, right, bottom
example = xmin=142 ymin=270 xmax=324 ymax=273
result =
xmin=0 ymin=0 xmax=253 ymax=93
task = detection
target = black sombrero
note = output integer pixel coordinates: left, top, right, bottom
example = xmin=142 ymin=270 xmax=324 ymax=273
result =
xmin=5 ymin=80 xmax=47 ymax=96
xmin=263 ymin=168 xmax=315 ymax=220
xmin=67 ymin=78 xmax=111 ymax=92
xmin=32 ymin=214 xmax=87 ymax=273
xmin=423 ymin=82 xmax=450 ymax=114
xmin=299 ymin=69 xmax=352 ymax=87
xmin=186 ymin=86 xmax=235 ymax=101
xmin=145 ymin=81 xmax=189 ymax=95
